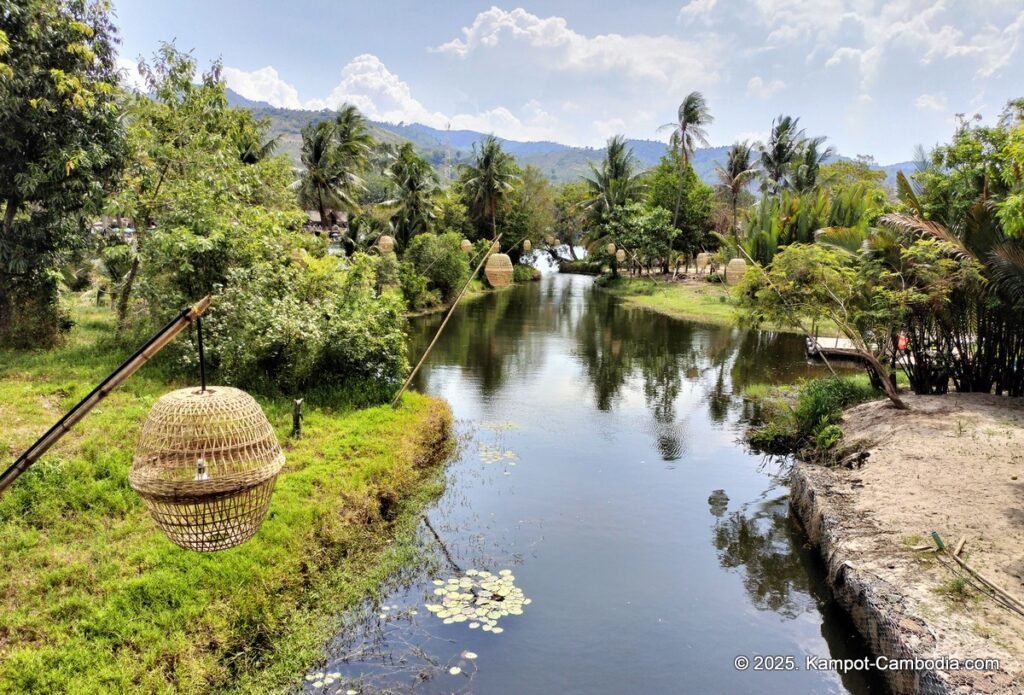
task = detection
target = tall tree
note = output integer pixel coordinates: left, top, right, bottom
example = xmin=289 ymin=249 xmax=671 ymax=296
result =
xmin=0 ymin=0 xmax=126 ymax=346
xmin=298 ymin=105 xmax=371 ymax=227
xmin=790 ymin=136 xmax=835 ymax=193
xmin=460 ymin=135 xmax=517 ymax=239
xmin=659 ymin=92 xmax=713 ymax=225
xmin=583 ymin=135 xmax=643 ymax=222
xmin=385 ymin=142 xmax=438 ymax=248
xmin=715 ymin=141 xmax=758 ymax=244
xmin=759 ymin=115 xmax=805 ymax=194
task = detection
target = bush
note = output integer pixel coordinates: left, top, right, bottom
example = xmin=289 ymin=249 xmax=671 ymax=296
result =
xmin=205 ymin=253 xmax=409 ymax=404
xmin=793 ymin=377 xmax=878 ymax=433
xmin=399 ymin=261 xmax=441 ymax=312
xmin=513 ymin=264 xmax=540 ymax=282
xmin=404 ymin=232 xmax=470 ymax=300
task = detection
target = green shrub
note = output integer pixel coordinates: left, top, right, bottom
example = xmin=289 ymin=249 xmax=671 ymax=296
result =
xmin=513 ymin=264 xmax=540 ymax=282
xmin=205 ymin=253 xmax=409 ymax=402
xmin=405 ymin=232 xmax=470 ymax=300
xmin=398 ymin=261 xmax=441 ymax=312
xmin=793 ymin=377 xmax=878 ymax=432
xmin=814 ymin=422 xmax=844 ymax=450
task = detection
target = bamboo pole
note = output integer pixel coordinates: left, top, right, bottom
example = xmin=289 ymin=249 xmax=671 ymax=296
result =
xmin=392 ymin=235 xmax=504 ymax=407
xmin=0 ymin=296 xmax=212 ymax=495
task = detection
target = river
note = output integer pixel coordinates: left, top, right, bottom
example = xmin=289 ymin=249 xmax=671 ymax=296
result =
xmin=306 ymin=272 xmax=884 ymax=694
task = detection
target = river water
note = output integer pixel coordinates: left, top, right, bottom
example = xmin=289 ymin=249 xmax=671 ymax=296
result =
xmin=307 ymin=273 xmax=884 ymax=694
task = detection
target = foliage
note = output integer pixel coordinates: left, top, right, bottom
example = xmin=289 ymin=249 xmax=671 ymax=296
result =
xmin=513 ymin=263 xmax=540 ymax=282
xmin=403 ymin=231 xmax=470 ymax=301
xmin=659 ymin=92 xmax=713 ymax=226
xmin=297 ymin=105 xmax=371 ymax=227
xmin=0 ymin=0 xmax=127 ymax=346
xmin=384 ymin=142 xmax=438 ymax=248
xmin=715 ymin=141 xmax=758 ymax=243
xmin=601 ymin=203 xmax=679 ymax=269
xmin=207 ymin=253 xmax=409 ymax=401
xmin=759 ymin=115 xmax=805 ymax=193
xmin=582 ymin=135 xmax=643 ymax=223
xmin=459 ymin=135 xmax=517 ymax=238
xmin=644 ymin=152 xmax=715 ymax=257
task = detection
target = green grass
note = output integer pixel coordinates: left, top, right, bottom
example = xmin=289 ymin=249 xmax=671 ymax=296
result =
xmin=0 ymin=298 xmax=453 ymax=693
xmin=599 ymin=277 xmax=739 ymax=326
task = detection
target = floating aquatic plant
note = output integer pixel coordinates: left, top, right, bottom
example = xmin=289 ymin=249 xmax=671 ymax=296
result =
xmin=425 ymin=568 xmax=530 ymax=634
xmin=480 ymin=420 xmax=521 ymax=432
xmin=478 ymin=442 xmax=518 ymax=465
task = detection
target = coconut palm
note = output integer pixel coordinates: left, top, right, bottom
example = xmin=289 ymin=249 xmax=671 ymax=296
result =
xmin=759 ymin=115 xmax=805 ymax=194
xmin=385 ymin=142 xmax=438 ymax=248
xmin=236 ymin=117 xmax=280 ymax=164
xmin=582 ymin=135 xmax=643 ymax=221
xmin=715 ymin=141 xmax=758 ymax=244
xmin=461 ymin=135 xmax=517 ymax=239
xmin=790 ymin=136 xmax=835 ymax=194
xmin=297 ymin=107 xmax=371 ymax=227
xmin=659 ymin=92 xmax=713 ymax=225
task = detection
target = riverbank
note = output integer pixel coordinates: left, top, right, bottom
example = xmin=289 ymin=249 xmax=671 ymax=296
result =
xmin=791 ymin=394 xmax=1024 ymax=694
xmin=0 ymin=301 xmax=453 ymax=693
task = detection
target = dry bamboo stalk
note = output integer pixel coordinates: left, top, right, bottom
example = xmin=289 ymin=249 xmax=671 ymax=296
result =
xmin=0 ymin=296 xmax=212 ymax=495
xmin=392 ymin=235 xmax=503 ymax=407
xmin=947 ymin=549 xmax=1024 ymax=616
xmin=953 ymin=536 xmax=966 ymax=557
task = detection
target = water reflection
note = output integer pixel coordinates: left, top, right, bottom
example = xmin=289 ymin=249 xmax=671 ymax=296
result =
xmin=319 ymin=273 xmax=883 ymax=694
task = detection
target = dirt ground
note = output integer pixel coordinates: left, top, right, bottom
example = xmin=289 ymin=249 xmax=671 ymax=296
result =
xmin=830 ymin=393 xmax=1024 ymax=687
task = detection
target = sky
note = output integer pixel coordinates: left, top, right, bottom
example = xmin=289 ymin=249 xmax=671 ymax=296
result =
xmin=112 ymin=1 xmax=1024 ymax=164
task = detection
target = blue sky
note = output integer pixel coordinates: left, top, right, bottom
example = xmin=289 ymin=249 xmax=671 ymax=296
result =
xmin=113 ymin=1 xmax=1024 ymax=164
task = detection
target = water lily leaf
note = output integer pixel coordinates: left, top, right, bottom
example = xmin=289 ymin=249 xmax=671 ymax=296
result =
xmin=469 ymin=622 xmax=480 ymax=629
xmin=449 ymin=666 xmax=462 ymax=675
xmin=462 ymin=651 xmax=478 ymax=660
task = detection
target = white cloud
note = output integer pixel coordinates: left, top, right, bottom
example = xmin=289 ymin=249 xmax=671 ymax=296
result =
xmin=677 ymin=0 xmax=718 ymax=25
xmin=593 ymin=117 xmax=627 ymax=139
xmin=116 ymin=56 xmax=147 ymax=92
xmin=745 ymin=76 xmax=786 ymax=99
xmin=222 ymin=65 xmax=301 ymax=108
xmin=434 ymin=7 xmax=719 ymax=88
xmin=223 ymin=55 xmax=566 ymax=143
xmin=915 ymin=92 xmax=947 ymax=112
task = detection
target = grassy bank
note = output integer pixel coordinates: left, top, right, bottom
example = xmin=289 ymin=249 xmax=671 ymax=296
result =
xmin=0 ymin=300 xmax=453 ymax=693
xmin=598 ymin=276 xmax=739 ymax=325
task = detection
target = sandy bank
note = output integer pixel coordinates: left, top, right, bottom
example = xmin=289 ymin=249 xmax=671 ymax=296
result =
xmin=791 ymin=393 xmax=1024 ymax=694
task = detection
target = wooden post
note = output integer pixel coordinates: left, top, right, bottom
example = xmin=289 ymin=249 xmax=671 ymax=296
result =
xmin=291 ymin=399 xmax=303 ymax=438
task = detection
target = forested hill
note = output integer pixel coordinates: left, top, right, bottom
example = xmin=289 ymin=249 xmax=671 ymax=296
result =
xmin=226 ymin=89 xmax=913 ymax=186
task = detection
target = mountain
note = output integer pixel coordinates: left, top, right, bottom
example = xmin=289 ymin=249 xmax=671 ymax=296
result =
xmin=226 ymin=89 xmax=915 ymax=188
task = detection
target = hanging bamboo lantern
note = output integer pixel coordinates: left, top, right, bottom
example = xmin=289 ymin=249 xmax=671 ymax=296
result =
xmin=490 ymin=241 xmax=500 ymax=254
xmin=129 ymin=387 xmax=285 ymax=552
xmin=485 ymin=253 xmax=514 ymax=288
xmin=615 ymin=249 xmax=626 ymax=263
xmin=460 ymin=239 xmax=473 ymax=254
xmin=607 ymin=243 xmax=616 ymax=256
xmin=544 ymin=234 xmax=554 ymax=245
xmin=378 ymin=235 xmax=395 ymax=253
xmin=725 ymin=257 xmax=747 ymax=284
xmin=695 ymin=252 xmax=711 ymax=271
xmin=523 ymin=239 xmax=532 ymax=252
xmin=554 ymin=238 xmax=561 ymax=247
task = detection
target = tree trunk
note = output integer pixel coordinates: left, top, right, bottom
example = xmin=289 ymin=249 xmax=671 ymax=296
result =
xmin=3 ymin=197 xmax=17 ymax=236
xmin=317 ymin=188 xmax=328 ymax=232
xmin=115 ymin=256 xmax=140 ymax=337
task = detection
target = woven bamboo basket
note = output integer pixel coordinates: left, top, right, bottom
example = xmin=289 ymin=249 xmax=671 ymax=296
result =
xmin=485 ymin=253 xmax=514 ymax=288
xmin=695 ymin=252 xmax=711 ymax=271
xmin=554 ymin=238 xmax=561 ymax=247
xmin=607 ymin=243 xmax=616 ymax=255
xmin=523 ymin=239 xmax=532 ymax=252
xmin=378 ymin=235 xmax=395 ymax=253
xmin=615 ymin=249 xmax=626 ymax=263
xmin=490 ymin=241 xmax=500 ymax=254
xmin=725 ymin=257 xmax=747 ymax=284
xmin=544 ymin=234 xmax=554 ymax=245
xmin=129 ymin=387 xmax=285 ymax=552
xmin=460 ymin=239 xmax=473 ymax=254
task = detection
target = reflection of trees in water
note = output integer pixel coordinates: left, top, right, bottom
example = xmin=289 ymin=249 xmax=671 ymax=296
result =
xmin=711 ymin=495 xmax=812 ymax=619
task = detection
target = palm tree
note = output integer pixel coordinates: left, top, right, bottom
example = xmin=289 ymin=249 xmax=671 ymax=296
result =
xmin=715 ymin=141 xmax=758 ymax=245
xmin=386 ymin=142 xmax=438 ymax=248
xmin=659 ymin=92 xmax=713 ymax=225
xmin=790 ymin=136 xmax=835 ymax=193
xmin=297 ymin=106 xmax=371 ymax=227
xmin=461 ymin=135 xmax=517 ymax=239
xmin=759 ymin=115 xmax=805 ymax=194
xmin=583 ymin=135 xmax=643 ymax=221
xmin=236 ymin=117 xmax=280 ymax=164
